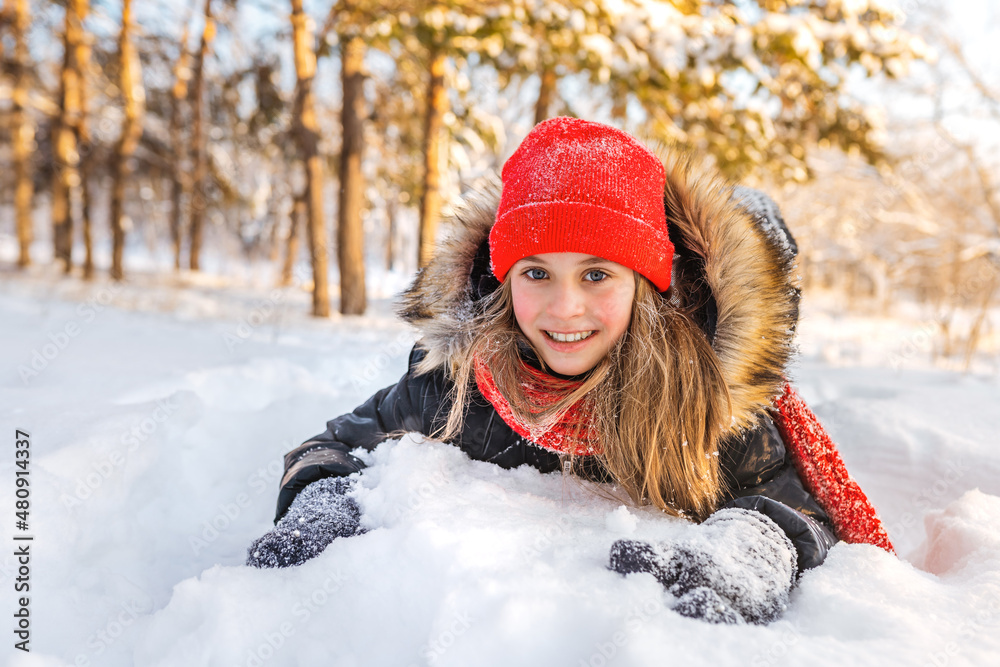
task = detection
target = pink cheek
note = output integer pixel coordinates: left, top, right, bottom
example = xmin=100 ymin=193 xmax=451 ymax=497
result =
xmin=595 ymin=300 xmax=622 ymax=329
xmin=512 ymin=292 xmax=541 ymax=330
xmin=597 ymin=295 xmax=632 ymax=336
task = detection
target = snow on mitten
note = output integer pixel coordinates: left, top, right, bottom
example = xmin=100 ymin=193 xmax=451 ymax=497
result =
xmin=608 ymin=508 xmax=796 ymax=624
xmin=608 ymin=539 xmax=680 ymax=587
xmin=672 ymin=586 xmax=745 ymax=625
xmin=247 ymin=477 xmax=366 ymax=569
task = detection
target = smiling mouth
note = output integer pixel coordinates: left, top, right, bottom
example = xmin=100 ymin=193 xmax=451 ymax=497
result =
xmin=545 ymin=330 xmax=596 ymax=343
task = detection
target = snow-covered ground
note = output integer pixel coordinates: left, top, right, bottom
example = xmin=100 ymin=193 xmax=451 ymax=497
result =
xmin=2 ymin=266 xmax=999 ymax=667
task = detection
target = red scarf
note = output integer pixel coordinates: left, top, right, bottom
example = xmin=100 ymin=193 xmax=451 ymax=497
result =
xmin=472 ymin=355 xmax=599 ymax=455
xmin=473 ymin=357 xmax=895 ymax=554
xmin=772 ymin=383 xmax=896 ymax=554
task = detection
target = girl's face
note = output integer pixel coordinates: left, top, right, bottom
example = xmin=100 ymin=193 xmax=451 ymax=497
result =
xmin=510 ymin=252 xmax=636 ymax=376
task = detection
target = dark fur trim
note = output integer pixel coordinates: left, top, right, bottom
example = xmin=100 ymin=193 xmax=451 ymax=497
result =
xmin=660 ymin=154 xmax=799 ymax=429
xmin=396 ymin=151 xmax=799 ymax=428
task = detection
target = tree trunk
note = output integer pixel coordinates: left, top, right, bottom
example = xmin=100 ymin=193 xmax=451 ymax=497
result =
xmin=52 ymin=0 xmax=85 ymax=272
xmin=76 ymin=7 xmax=94 ymax=280
xmin=281 ymin=193 xmax=304 ymax=287
xmin=961 ymin=271 xmax=999 ymax=372
xmin=385 ymin=197 xmax=396 ymax=273
xmin=418 ymin=47 xmax=447 ymax=268
xmin=81 ymin=145 xmax=94 ymax=278
xmin=108 ymin=0 xmax=144 ymax=281
xmin=265 ymin=185 xmax=282 ymax=265
xmin=187 ymin=0 xmax=215 ymax=272
xmin=291 ymin=0 xmax=330 ymax=317
xmin=11 ymin=0 xmax=33 ymax=268
xmin=534 ymin=62 xmax=556 ymax=126
xmin=169 ymin=13 xmax=193 ymax=271
xmin=338 ymin=34 xmax=367 ymax=315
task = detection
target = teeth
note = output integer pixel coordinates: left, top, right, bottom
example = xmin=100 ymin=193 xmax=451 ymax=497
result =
xmin=547 ymin=331 xmax=594 ymax=342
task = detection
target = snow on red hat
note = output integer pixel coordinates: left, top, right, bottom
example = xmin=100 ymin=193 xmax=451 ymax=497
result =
xmin=490 ymin=117 xmax=674 ymax=291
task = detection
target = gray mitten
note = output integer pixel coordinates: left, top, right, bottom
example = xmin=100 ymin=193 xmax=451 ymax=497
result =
xmin=247 ymin=477 xmax=366 ymax=568
xmin=608 ymin=508 xmax=796 ymax=624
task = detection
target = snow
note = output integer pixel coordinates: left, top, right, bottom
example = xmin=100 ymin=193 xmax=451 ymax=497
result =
xmin=2 ymin=268 xmax=1000 ymax=666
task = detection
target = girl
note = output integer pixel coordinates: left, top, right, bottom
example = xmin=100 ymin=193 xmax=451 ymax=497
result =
xmin=247 ymin=117 xmax=893 ymax=625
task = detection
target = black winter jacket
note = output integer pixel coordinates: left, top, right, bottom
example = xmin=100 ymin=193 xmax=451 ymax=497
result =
xmin=276 ymin=158 xmax=838 ymax=574
xmin=278 ymin=345 xmax=836 ymax=574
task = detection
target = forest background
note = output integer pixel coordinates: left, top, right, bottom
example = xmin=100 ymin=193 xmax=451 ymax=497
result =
xmin=1 ymin=0 xmax=998 ymax=369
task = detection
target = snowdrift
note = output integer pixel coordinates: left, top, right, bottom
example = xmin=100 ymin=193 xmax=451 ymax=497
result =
xmin=2 ymin=284 xmax=999 ymax=667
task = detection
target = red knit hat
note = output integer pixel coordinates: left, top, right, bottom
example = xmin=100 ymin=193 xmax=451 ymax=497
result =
xmin=490 ymin=117 xmax=674 ymax=291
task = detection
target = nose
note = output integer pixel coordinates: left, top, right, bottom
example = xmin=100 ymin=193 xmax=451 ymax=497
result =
xmin=546 ymin=279 xmax=586 ymax=322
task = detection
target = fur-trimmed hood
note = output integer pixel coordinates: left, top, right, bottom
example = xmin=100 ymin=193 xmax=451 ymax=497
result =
xmin=397 ymin=149 xmax=800 ymax=432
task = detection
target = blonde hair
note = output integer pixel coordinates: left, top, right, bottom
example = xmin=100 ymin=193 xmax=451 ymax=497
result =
xmin=432 ymin=273 xmax=732 ymax=521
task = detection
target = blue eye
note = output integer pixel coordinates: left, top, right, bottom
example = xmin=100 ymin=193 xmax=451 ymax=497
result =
xmin=525 ymin=268 xmax=548 ymax=280
xmin=584 ymin=269 xmax=608 ymax=282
